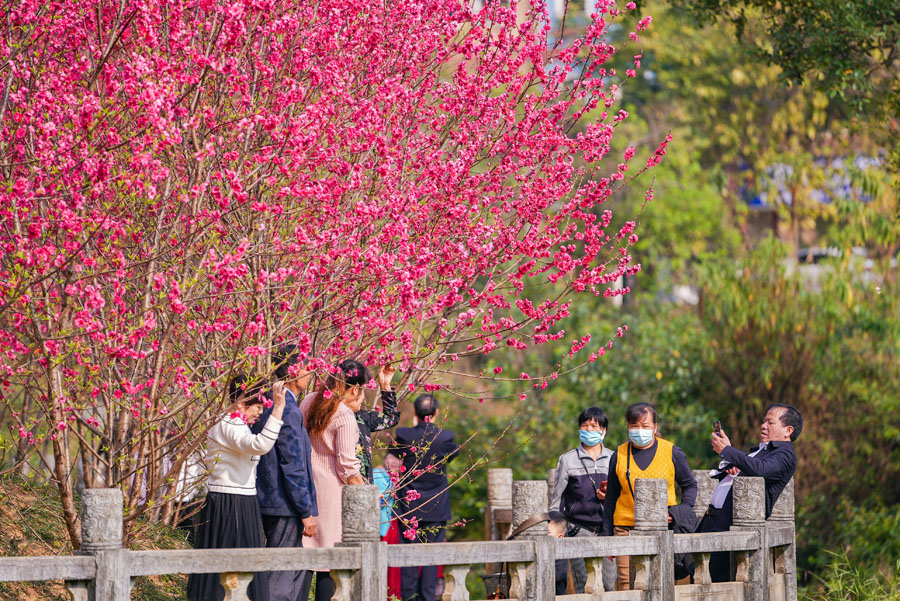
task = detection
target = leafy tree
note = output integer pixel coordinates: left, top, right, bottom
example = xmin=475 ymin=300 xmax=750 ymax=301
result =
xmin=667 ymin=0 xmax=900 ymax=183
xmin=0 ymin=0 xmax=663 ymax=546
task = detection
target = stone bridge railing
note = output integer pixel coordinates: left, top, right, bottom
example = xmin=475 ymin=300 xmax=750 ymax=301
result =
xmin=0 ymin=470 xmax=796 ymax=601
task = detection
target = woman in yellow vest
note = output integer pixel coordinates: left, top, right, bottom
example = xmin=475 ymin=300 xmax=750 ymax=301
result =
xmin=602 ymin=403 xmax=698 ymax=591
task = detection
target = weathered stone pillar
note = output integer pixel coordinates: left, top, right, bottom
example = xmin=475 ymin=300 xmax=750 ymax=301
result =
xmin=511 ymin=480 xmax=554 ymax=601
xmin=632 ymin=479 xmax=674 ymax=601
xmin=486 ymin=468 xmax=513 ymax=541
xmin=339 ymin=485 xmax=386 ymax=601
xmin=768 ymin=478 xmax=797 ymax=601
xmin=732 ymin=477 xmax=769 ymax=601
xmin=692 ymin=469 xmax=718 ymax=522
xmin=79 ymin=488 xmax=130 ymax=601
xmin=512 ymin=480 xmax=548 ymax=537
xmin=488 ymin=468 xmax=513 ymax=508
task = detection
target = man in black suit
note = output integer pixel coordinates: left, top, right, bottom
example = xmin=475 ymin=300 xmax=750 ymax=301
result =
xmin=388 ymin=394 xmax=460 ymax=601
xmin=698 ymin=403 xmax=802 ymax=582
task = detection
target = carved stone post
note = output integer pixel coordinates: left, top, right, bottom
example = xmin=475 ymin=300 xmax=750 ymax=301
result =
xmin=79 ymin=488 xmax=130 ymax=601
xmin=339 ymin=485 xmax=386 ymax=601
xmin=768 ymin=478 xmax=797 ymax=601
xmin=732 ymin=477 xmax=769 ymax=601
xmin=511 ymin=480 xmax=553 ymax=601
xmin=692 ymin=469 xmax=718 ymax=522
xmin=632 ymin=479 xmax=674 ymax=601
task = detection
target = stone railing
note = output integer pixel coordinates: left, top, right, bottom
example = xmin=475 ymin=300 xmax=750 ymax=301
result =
xmin=0 ymin=470 xmax=796 ymax=601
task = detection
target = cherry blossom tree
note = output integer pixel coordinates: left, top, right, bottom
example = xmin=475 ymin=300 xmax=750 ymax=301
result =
xmin=0 ymin=0 xmax=664 ymax=546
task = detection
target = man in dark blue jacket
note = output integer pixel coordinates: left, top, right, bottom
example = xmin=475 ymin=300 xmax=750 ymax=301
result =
xmin=388 ymin=395 xmax=459 ymax=601
xmin=699 ymin=403 xmax=801 ymax=582
xmin=252 ymin=345 xmax=318 ymax=601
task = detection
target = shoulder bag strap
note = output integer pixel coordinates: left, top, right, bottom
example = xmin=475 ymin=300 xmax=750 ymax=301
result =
xmin=577 ymin=453 xmax=601 ymax=494
xmin=625 ymin=443 xmax=636 ymax=499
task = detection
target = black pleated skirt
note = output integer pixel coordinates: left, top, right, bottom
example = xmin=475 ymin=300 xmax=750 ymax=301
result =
xmin=186 ymin=492 xmax=270 ymax=601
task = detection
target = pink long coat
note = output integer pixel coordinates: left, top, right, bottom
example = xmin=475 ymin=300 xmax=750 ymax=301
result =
xmin=299 ymin=393 xmax=362 ymax=549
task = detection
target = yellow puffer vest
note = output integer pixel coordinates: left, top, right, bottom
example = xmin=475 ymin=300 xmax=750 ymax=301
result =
xmin=613 ymin=437 xmax=677 ymax=527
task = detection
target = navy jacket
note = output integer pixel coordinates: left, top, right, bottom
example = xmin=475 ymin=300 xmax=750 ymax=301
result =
xmin=251 ymin=389 xmax=318 ymax=518
xmin=718 ymin=440 xmax=796 ymax=522
xmin=389 ymin=423 xmax=459 ymax=523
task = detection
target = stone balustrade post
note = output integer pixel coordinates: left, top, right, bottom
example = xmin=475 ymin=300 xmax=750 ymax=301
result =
xmin=511 ymin=480 xmax=554 ymax=601
xmin=632 ymin=479 xmax=674 ymax=601
xmin=337 ymin=485 xmax=386 ymax=601
xmin=692 ymin=469 xmax=718 ymax=522
xmin=486 ymin=468 xmax=513 ymax=540
xmin=768 ymin=478 xmax=798 ymax=601
xmin=485 ymin=468 xmax=513 ymax=575
xmin=732 ymin=477 xmax=769 ymax=601
xmin=78 ymin=488 xmax=130 ymax=601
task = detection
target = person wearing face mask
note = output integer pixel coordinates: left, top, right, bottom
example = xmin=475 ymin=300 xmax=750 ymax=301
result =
xmin=602 ymin=402 xmax=697 ymax=591
xmin=549 ymin=407 xmax=617 ymax=593
xmin=699 ymin=404 xmax=802 ymax=582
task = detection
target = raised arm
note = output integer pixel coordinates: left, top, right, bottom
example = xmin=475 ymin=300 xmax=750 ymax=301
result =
xmin=720 ymin=445 xmax=795 ymax=480
xmin=217 ymin=414 xmax=283 ymax=455
xmin=357 ymin=390 xmax=400 ymax=432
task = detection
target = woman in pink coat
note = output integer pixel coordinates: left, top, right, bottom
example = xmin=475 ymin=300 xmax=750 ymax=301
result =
xmin=300 ymin=359 xmax=368 ymax=601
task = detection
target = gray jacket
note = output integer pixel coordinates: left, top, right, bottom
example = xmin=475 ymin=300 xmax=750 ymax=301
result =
xmin=550 ymin=445 xmax=613 ymax=531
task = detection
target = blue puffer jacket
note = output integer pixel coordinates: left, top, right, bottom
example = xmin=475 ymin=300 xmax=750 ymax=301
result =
xmin=251 ymin=390 xmax=318 ymax=518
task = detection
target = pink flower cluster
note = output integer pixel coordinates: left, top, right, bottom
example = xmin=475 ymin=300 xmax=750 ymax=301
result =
xmin=0 ymin=0 xmax=661 ymax=523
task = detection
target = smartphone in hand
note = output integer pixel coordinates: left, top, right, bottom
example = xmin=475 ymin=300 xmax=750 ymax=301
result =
xmin=713 ymin=420 xmax=722 ymax=435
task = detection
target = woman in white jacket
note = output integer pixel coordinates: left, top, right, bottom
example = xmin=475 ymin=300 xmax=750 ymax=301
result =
xmin=187 ymin=377 xmax=286 ymax=601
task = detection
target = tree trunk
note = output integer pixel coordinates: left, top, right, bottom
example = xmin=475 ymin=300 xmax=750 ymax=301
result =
xmin=52 ymin=433 xmax=82 ymax=549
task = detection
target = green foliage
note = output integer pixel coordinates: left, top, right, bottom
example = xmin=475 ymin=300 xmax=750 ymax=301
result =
xmin=802 ymin=552 xmax=900 ymax=601
xmin=667 ymin=0 xmax=900 ymax=111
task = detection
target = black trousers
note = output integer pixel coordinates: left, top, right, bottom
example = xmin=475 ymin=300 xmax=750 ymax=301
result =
xmin=400 ymin=521 xmax=446 ymax=601
xmin=261 ymin=515 xmax=312 ymax=601
xmin=697 ymin=510 xmax=731 ymax=583
xmin=554 ymin=558 xmax=569 ymax=595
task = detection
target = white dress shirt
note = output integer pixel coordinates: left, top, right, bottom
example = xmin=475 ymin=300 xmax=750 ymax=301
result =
xmin=709 ymin=442 xmax=766 ymax=509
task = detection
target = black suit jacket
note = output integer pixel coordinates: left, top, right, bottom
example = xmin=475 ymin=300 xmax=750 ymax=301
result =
xmin=389 ymin=423 xmax=459 ymax=523
xmin=713 ymin=441 xmax=796 ymax=530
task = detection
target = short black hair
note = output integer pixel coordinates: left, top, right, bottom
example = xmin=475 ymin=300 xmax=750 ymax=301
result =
xmin=273 ymin=344 xmax=301 ymax=380
xmin=578 ymin=407 xmax=608 ymax=429
xmin=229 ymin=374 xmax=263 ymax=405
xmin=414 ymin=394 xmax=439 ymax=420
xmin=625 ymin=402 xmax=657 ymax=425
xmin=547 ymin=510 xmax=567 ymax=529
xmin=767 ymin=403 xmax=803 ymax=441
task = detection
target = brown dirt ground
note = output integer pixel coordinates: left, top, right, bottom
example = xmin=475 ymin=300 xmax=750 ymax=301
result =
xmin=0 ymin=478 xmax=190 ymax=600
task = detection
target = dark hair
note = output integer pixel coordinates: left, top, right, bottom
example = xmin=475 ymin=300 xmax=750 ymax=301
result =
xmin=625 ymin=402 xmax=657 ymax=425
xmin=767 ymin=403 xmax=803 ymax=441
xmin=307 ymin=359 xmax=372 ymax=438
xmin=414 ymin=394 xmax=439 ymax=420
xmin=547 ymin=510 xmax=567 ymax=529
xmin=273 ymin=344 xmax=301 ymax=380
xmin=229 ymin=375 xmax=263 ymax=406
xmin=578 ymin=407 xmax=608 ymax=429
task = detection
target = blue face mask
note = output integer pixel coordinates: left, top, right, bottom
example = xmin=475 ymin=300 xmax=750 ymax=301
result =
xmin=579 ymin=429 xmax=605 ymax=447
xmin=628 ymin=428 xmax=655 ymax=447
